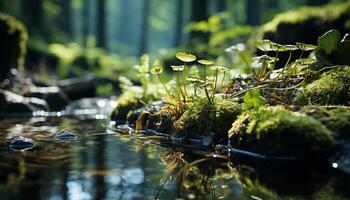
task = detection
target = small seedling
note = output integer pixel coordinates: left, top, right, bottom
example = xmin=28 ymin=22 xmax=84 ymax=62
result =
xmin=242 ymin=88 xmax=267 ymax=110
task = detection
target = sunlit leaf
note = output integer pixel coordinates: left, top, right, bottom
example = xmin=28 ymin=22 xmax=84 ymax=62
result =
xmin=225 ymin=43 xmax=246 ymax=52
xmin=242 ymin=89 xmax=267 ymax=110
xmin=176 ymin=52 xmax=197 ymax=62
xmin=253 ymin=55 xmax=273 ymax=64
xmin=256 ymin=39 xmax=280 ymax=52
xmin=295 ymin=58 xmax=317 ymax=65
xmin=150 ymin=66 xmax=163 ymax=75
xmin=278 ymin=44 xmax=298 ymax=51
xmin=296 ymin=42 xmax=317 ymax=51
xmin=218 ymin=66 xmax=228 ymax=72
xmin=171 ymin=65 xmax=185 ymax=72
xmin=209 ymin=66 xmax=221 ymax=71
xmin=198 ymin=59 xmax=215 ymax=65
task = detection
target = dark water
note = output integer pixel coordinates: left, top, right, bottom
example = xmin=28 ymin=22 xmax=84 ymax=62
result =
xmin=1 ymin=112 xmax=350 ymax=199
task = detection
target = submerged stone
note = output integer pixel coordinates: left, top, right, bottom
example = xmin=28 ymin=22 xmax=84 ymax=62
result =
xmin=9 ymin=136 xmax=36 ymax=151
xmin=229 ymin=106 xmax=335 ymax=158
xmin=55 ymin=130 xmax=78 ymax=141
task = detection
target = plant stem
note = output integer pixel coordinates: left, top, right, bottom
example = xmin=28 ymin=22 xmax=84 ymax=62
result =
xmin=220 ymin=71 xmax=226 ymax=90
xmin=182 ymin=64 xmax=188 ymax=98
xmin=212 ymin=69 xmax=219 ymax=101
xmin=177 ymin=73 xmax=186 ymax=102
xmin=157 ymin=74 xmax=171 ymax=98
xmin=203 ymin=66 xmax=211 ymax=103
xmin=270 ymin=50 xmax=292 ymax=85
xmin=285 ymin=50 xmax=304 ymax=83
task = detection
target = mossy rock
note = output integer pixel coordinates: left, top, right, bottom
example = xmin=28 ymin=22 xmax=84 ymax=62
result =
xmin=260 ymin=2 xmax=350 ymax=45
xmin=229 ymin=106 xmax=335 ymax=157
xmin=0 ymin=12 xmax=28 ymax=79
xmin=111 ymin=89 xmax=143 ymax=122
xmin=301 ymin=106 xmax=350 ymax=139
xmin=174 ymin=96 xmax=241 ymax=144
xmin=296 ymin=67 xmax=350 ymax=106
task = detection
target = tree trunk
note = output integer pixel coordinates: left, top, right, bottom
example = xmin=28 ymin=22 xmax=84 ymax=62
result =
xmin=59 ymin=0 xmax=72 ymax=39
xmin=96 ymin=0 xmax=106 ymax=48
xmin=138 ymin=0 xmax=151 ymax=56
xmin=216 ymin=0 xmax=226 ymax=12
xmin=189 ymin=0 xmax=209 ymax=44
xmin=82 ymin=0 xmax=89 ymax=46
xmin=174 ymin=0 xmax=184 ymax=46
xmin=21 ymin=0 xmax=43 ymax=34
xmin=246 ymin=0 xmax=260 ymax=25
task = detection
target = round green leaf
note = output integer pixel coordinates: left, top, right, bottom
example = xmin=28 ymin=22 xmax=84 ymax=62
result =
xmin=176 ymin=52 xmax=197 ymax=62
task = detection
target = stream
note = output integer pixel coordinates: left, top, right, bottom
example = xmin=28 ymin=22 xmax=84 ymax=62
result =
xmin=1 ymin=98 xmax=350 ymax=200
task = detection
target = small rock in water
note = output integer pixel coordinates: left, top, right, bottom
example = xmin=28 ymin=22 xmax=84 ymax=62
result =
xmin=202 ymin=136 xmax=212 ymax=147
xmin=55 ymin=130 xmax=78 ymax=141
xmin=9 ymin=136 xmax=36 ymax=151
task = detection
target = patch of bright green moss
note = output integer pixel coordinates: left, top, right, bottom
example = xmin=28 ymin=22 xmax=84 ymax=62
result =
xmin=296 ymin=67 xmax=350 ymax=105
xmin=229 ymin=106 xmax=335 ymax=157
xmin=263 ymin=2 xmax=350 ymax=33
xmin=175 ymin=96 xmax=241 ymax=143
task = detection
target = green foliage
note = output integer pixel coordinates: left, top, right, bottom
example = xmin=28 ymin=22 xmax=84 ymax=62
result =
xmin=242 ymin=89 xmax=267 ymax=110
xmin=315 ymin=30 xmax=350 ymax=67
xmin=229 ymin=106 xmax=335 ymax=157
xmin=317 ymin=29 xmax=341 ymax=54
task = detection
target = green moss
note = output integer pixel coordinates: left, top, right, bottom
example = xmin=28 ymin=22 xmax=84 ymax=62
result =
xmin=301 ymin=106 xmax=350 ymax=139
xmin=0 ymin=12 xmax=28 ymax=77
xmin=229 ymin=106 xmax=335 ymax=157
xmin=111 ymin=88 xmax=143 ymax=122
xmin=296 ymin=67 xmax=350 ymax=105
xmin=175 ymin=96 xmax=241 ymax=143
xmin=263 ymin=2 xmax=350 ymax=33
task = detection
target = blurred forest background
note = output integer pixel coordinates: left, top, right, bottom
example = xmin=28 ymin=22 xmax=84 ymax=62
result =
xmin=0 ymin=0 xmax=349 ymax=81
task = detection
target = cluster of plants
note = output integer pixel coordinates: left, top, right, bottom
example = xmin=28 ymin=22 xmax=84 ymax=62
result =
xmin=150 ymin=52 xmax=228 ymax=105
xmin=112 ymin=29 xmax=350 ymax=160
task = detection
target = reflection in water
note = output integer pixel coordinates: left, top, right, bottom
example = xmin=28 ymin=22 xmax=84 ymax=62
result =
xmin=0 ymin=117 xmax=350 ymax=200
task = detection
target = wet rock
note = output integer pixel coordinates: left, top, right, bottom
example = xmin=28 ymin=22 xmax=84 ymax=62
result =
xmin=229 ymin=106 xmax=335 ymax=158
xmin=134 ymin=109 xmax=175 ymax=134
xmin=0 ymin=13 xmax=27 ymax=80
xmin=24 ymin=86 xmax=70 ymax=111
xmin=9 ymin=136 xmax=36 ymax=151
xmin=127 ymin=100 xmax=168 ymax=124
xmin=55 ymin=130 xmax=78 ymax=141
xmin=121 ymin=167 xmax=144 ymax=186
xmin=0 ymin=89 xmax=48 ymax=115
